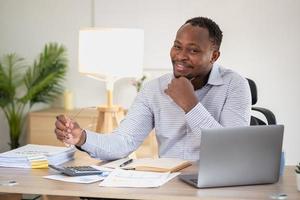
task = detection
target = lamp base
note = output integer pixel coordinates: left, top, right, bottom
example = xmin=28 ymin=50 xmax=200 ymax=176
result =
xmin=95 ymin=105 xmax=125 ymax=133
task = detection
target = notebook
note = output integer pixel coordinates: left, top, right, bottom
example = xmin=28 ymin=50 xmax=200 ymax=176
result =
xmin=179 ymin=125 xmax=284 ymax=188
xmin=101 ymin=157 xmax=191 ymax=172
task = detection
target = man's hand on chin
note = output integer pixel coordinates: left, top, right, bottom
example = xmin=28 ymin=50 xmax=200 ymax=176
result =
xmin=164 ymin=76 xmax=198 ymax=113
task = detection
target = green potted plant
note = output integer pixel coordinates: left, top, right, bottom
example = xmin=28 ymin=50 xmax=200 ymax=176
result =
xmin=0 ymin=43 xmax=67 ymax=149
xmin=296 ymin=163 xmax=300 ymax=191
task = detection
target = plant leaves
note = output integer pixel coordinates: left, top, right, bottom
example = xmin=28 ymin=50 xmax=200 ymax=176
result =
xmin=21 ymin=43 xmax=67 ymax=106
xmin=0 ymin=54 xmax=26 ymax=108
xmin=0 ymin=43 xmax=68 ymax=149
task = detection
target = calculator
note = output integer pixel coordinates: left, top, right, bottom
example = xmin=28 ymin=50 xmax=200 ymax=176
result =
xmin=49 ymin=165 xmax=105 ymax=176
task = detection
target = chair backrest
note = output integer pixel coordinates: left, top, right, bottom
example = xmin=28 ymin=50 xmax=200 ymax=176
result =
xmin=246 ymin=78 xmax=277 ymax=125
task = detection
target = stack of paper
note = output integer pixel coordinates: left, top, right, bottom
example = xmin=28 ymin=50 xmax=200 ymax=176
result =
xmin=0 ymin=144 xmax=76 ymax=168
xmin=27 ymin=155 xmax=48 ymax=168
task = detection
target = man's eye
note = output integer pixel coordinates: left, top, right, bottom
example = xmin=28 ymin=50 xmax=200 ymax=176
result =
xmin=173 ymin=45 xmax=181 ymax=50
xmin=189 ymin=49 xmax=199 ymax=54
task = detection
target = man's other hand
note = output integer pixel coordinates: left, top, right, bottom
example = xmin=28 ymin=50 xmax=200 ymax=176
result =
xmin=54 ymin=115 xmax=86 ymax=146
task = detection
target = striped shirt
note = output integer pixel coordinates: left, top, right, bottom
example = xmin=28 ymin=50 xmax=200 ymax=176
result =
xmin=81 ymin=64 xmax=251 ymax=160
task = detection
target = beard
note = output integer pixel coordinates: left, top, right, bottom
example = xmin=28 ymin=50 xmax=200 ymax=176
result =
xmin=174 ymin=73 xmax=195 ymax=80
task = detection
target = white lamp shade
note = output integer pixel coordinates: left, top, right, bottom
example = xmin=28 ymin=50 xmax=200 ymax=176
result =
xmin=79 ymin=28 xmax=144 ymax=81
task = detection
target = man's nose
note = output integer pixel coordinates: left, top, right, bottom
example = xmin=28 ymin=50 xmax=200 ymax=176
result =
xmin=176 ymin=49 xmax=188 ymax=60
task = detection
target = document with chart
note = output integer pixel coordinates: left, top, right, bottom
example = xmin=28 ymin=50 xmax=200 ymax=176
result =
xmin=99 ymin=168 xmax=179 ymax=188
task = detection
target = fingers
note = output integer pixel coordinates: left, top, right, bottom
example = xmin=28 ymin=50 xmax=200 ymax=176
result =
xmin=54 ymin=128 xmax=66 ymax=141
xmin=55 ymin=119 xmax=65 ymax=130
xmin=164 ymin=88 xmax=168 ymax=95
xmin=165 ymin=82 xmax=175 ymax=95
xmin=54 ymin=114 xmax=82 ymax=145
xmin=56 ymin=114 xmax=68 ymax=124
xmin=63 ymin=134 xmax=74 ymax=144
xmin=55 ymin=114 xmax=72 ymax=129
xmin=69 ymin=120 xmax=75 ymax=130
xmin=164 ymin=85 xmax=170 ymax=95
xmin=165 ymin=77 xmax=192 ymax=91
xmin=54 ymin=127 xmax=74 ymax=140
xmin=55 ymin=114 xmax=72 ymax=138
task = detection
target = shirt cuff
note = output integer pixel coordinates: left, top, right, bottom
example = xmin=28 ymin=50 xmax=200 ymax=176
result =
xmin=79 ymin=130 xmax=100 ymax=157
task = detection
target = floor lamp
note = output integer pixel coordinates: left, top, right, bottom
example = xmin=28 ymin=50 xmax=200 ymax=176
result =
xmin=78 ymin=28 xmax=144 ymax=133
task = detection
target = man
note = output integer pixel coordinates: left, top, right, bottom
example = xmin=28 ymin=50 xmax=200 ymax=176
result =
xmin=54 ymin=17 xmax=251 ymax=160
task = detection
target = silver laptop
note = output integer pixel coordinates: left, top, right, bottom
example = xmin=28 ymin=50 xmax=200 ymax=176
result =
xmin=179 ymin=125 xmax=284 ymax=188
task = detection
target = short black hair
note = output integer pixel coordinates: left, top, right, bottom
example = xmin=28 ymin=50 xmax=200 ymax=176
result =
xmin=184 ymin=17 xmax=223 ymax=50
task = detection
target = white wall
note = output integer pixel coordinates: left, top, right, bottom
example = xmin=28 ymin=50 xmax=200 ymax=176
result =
xmin=0 ymin=0 xmax=299 ymax=164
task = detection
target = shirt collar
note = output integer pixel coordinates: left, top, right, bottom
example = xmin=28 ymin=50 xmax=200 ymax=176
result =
xmin=206 ymin=64 xmax=224 ymax=86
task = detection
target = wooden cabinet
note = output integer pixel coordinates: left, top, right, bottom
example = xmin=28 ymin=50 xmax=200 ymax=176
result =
xmin=27 ymin=107 xmax=158 ymax=158
xmin=27 ymin=107 xmax=98 ymax=146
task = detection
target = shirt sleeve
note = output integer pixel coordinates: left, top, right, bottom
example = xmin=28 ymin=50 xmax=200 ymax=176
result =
xmin=185 ymin=76 xmax=251 ymax=133
xmin=80 ymin=86 xmax=154 ymax=160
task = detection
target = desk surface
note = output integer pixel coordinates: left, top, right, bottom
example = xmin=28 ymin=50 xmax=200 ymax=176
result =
xmin=0 ymin=151 xmax=299 ymax=200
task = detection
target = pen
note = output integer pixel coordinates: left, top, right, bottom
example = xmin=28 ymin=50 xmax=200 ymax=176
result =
xmin=0 ymin=180 xmax=18 ymax=186
xmin=119 ymin=158 xmax=133 ymax=167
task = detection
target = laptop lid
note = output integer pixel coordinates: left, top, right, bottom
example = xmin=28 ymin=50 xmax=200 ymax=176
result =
xmin=179 ymin=125 xmax=284 ymax=188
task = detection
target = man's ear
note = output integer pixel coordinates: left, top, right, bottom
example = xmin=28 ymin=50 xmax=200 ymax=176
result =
xmin=210 ymin=50 xmax=220 ymax=64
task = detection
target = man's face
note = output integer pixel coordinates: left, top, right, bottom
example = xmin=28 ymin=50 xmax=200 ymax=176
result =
xmin=170 ymin=23 xmax=219 ymax=79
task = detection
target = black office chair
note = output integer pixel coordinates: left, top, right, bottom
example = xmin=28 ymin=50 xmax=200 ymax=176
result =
xmin=247 ymin=78 xmax=285 ymax=175
xmin=247 ymin=78 xmax=276 ymax=125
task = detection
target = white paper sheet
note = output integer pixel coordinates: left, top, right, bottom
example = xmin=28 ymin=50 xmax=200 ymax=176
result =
xmin=44 ymin=174 xmax=106 ymax=184
xmin=99 ymin=168 xmax=180 ymax=188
